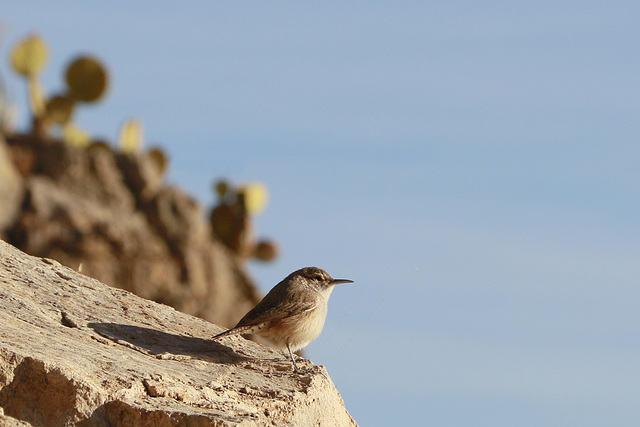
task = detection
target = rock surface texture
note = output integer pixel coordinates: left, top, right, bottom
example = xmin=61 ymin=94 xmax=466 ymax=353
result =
xmin=0 ymin=240 xmax=357 ymax=426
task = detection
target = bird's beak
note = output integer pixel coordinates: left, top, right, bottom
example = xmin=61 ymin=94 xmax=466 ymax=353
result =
xmin=330 ymin=278 xmax=354 ymax=286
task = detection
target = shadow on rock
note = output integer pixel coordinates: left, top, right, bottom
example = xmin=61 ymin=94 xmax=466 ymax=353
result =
xmin=88 ymin=322 xmax=249 ymax=364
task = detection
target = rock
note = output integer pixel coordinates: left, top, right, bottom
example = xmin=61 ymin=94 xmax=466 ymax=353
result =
xmin=0 ymin=409 xmax=32 ymax=427
xmin=0 ymin=137 xmax=23 ymax=234
xmin=115 ymin=150 xmax=164 ymax=202
xmin=0 ymin=240 xmax=357 ymax=426
xmin=0 ymin=136 xmax=261 ymax=330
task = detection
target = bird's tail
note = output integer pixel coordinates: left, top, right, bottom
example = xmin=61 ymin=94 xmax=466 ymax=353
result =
xmin=212 ymin=323 xmax=264 ymax=340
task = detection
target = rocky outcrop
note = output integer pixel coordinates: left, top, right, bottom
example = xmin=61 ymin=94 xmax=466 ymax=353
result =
xmin=0 ymin=134 xmax=260 ymax=329
xmin=0 ymin=240 xmax=357 ymax=426
xmin=0 ymin=139 xmax=23 ymax=233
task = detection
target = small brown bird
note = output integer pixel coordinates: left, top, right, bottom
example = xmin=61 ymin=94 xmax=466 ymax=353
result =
xmin=212 ymin=267 xmax=353 ymax=373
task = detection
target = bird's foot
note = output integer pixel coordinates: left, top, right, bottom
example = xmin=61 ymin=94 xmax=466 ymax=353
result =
xmin=292 ymin=364 xmax=318 ymax=375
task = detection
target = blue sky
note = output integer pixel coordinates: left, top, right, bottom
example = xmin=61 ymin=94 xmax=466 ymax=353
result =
xmin=2 ymin=2 xmax=639 ymax=425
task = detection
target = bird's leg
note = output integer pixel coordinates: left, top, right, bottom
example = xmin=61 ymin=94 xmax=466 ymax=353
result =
xmin=287 ymin=343 xmax=301 ymax=372
xmin=286 ymin=344 xmax=316 ymax=374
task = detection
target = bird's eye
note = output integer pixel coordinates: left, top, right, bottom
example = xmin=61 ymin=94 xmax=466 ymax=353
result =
xmin=313 ymin=275 xmax=324 ymax=281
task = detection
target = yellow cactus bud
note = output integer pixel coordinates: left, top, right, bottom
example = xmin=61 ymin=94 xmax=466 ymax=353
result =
xmin=118 ymin=119 xmax=143 ymax=153
xmin=63 ymin=123 xmax=91 ymax=147
xmin=238 ymin=182 xmax=269 ymax=216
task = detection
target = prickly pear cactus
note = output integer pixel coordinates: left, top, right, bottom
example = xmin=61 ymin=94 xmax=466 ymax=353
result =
xmin=65 ymin=56 xmax=109 ymax=103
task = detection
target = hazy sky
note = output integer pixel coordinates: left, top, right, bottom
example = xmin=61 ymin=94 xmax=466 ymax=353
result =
xmin=2 ymin=2 xmax=639 ymax=426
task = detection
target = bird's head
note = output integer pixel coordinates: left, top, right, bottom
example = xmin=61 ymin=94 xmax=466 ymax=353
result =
xmin=293 ymin=266 xmax=353 ymax=293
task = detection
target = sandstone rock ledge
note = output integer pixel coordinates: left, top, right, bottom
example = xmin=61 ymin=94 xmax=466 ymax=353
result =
xmin=0 ymin=241 xmax=357 ymax=426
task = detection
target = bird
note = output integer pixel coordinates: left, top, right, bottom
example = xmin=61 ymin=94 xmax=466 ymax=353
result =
xmin=212 ymin=266 xmax=353 ymax=373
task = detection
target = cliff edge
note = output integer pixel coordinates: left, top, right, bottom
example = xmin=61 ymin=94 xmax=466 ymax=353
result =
xmin=0 ymin=240 xmax=357 ymax=426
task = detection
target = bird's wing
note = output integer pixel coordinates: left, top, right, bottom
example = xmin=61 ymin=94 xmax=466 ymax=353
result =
xmin=212 ymin=284 xmax=319 ymax=340
xmin=236 ymin=288 xmax=318 ymax=328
